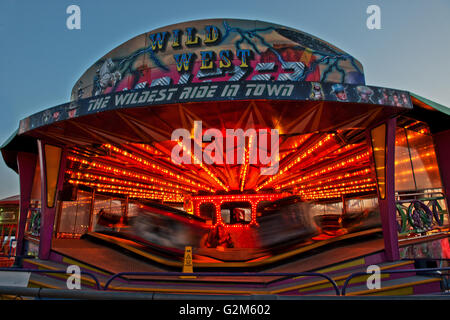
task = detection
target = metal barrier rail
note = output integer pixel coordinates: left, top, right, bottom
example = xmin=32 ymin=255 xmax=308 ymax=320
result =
xmin=395 ymin=190 xmax=446 ymax=202
xmin=0 ymin=268 xmax=102 ymax=290
xmin=3 ymin=266 xmax=450 ymax=297
xmin=341 ymin=266 xmax=450 ymax=296
xmin=103 ymin=271 xmax=341 ymax=295
xmin=4 ymin=286 xmax=450 ymax=300
xmin=0 ymin=267 xmax=341 ymax=295
xmin=396 ymin=197 xmax=446 ymax=204
xmin=0 ymin=286 xmax=286 ymax=300
xmin=395 ymin=194 xmax=447 ymax=233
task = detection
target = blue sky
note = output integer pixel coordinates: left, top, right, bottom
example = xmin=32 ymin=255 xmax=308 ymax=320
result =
xmin=0 ymin=0 xmax=449 ymax=199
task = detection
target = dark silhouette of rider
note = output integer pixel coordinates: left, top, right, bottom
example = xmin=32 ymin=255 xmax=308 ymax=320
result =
xmin=205 ymin=225 xmax=233 ymax=248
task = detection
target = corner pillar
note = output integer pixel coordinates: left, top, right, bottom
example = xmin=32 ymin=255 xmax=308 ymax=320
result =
xmin=37 ymin=141 xmax=67 ymax=260
xmin=16 ymin=152 xmax=37 ymax=257
xmin=433 ymin=129 xmax=450 ymax=213
xmin=369 ymin=117 xmax=400 ymax=261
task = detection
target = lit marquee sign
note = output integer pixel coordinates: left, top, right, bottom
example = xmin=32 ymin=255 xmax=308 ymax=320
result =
xmin=71 ymin=19 xmax=369 ymax=100
xmin=18 ymin=19 xmax=413 ymax=134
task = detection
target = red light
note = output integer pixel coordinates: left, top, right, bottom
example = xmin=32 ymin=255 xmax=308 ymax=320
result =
xmin=192 ymin=193 xmax=285 ymax=228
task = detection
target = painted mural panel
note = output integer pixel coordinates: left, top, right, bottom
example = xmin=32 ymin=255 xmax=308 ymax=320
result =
xmin=21 ymin=81 xmax=413 ymax=135
xmin=71 ymin=19 xmax=365 ymax=100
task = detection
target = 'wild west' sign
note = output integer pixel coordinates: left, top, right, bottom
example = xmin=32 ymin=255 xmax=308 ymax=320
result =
xmin=71 ymin=19 xmax=367 ymax=101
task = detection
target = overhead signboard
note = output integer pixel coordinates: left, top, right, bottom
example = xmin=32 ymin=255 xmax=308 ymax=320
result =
xmin=20 ymin=81 xmax=412 ymax=134
xmin=70 ymin=19 xmax=367 ymax=101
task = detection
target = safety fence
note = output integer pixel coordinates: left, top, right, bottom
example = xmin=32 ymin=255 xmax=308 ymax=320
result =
xmin=396 ymin=190 xmax=448 ymax=234
xmin=0 ymin=267 xmax=102 ymax=290
xmin=341 ymin=266 xmax=450 ymax=295
xmin=0 ymin=268 xmax=340 ymax=295
xmin=1 ymin=266 xmax=450 ymax=297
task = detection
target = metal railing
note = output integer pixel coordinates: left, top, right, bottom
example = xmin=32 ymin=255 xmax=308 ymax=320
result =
xmin=0 ymin=267 xmax=102 ymax=290
xmin=341 ymin=266 xmax=450 ymax=296
xmin=2 ymin=265 xmax=450 ymax=297
xmin=395 ymin=190 xmax=447 ymax=234
xmin=395 ymin=190 xmax=446 ymax=201
xmin=0 ymin=267 xmax=340 ymax=295
xmin=103 ymin=271 xmax=340 ymax=295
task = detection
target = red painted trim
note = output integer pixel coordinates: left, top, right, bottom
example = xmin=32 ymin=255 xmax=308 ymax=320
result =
xmin=37 ymin=141 xmax=67 ymax=260
xmin=433 ymin=129 xmax=450 ymax=216
xmin=16 ymin=152 xmax=37 ymax=256
xmin=366 ymin=117 xmax=400 ymax=262
xmin=381 ymin=118 xmax=400 ymax=261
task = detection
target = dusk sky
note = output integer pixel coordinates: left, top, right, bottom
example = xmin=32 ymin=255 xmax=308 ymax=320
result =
xmin=0 ymin=0 xmax=449 ymax=199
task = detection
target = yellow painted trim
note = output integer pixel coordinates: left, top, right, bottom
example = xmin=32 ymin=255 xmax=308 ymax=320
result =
xmin=34 ymin=270 xmax=95 ymax=288
xmin=86 ymin=228 xmax=382 ymax=269
xmin=271 ymin=260 xmax=413 ymax=294
xmin=0 ymin=294 xmax=31 ymax=300
xmin=61 ymin=257 xmax=110 ymax=276
xmin=297 ymin=274 xmax=390 ymax=293
xmin=24 ymin=259 xmax=105 ymax=288
xmin=22 ymin=258 xmax=418 ymax=296
xmin=107 ymin=285 xmax=259 ymax=294
xmin=108 ymin=276 xmax=440 ymax=296
xmin=87 ymin=232 xmax=182 ymax=267
xmin=24 ymin=259 xmax=62 ymax=271
xmin=314 ymin=258 xmax=365 ymax=274
xmin=24 ymin=274 xmax=439 ymax=296
xmin=348 ymin=278 xmax=441 ymax=296
xmin=28 ymin=280 xmax=61 ymax=290
xmin=364 ymin=287 xmax=413 ymax=296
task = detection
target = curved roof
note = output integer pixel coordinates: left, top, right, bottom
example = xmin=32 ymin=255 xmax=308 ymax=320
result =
xmin=70 ymin=18 xmax=366 ymax=101
xmin=1 ymin=20 xmax=449 ymax=175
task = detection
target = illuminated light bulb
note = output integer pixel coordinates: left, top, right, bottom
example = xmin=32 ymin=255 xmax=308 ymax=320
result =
xmin=275 ymin=151 xmax=371 ymax=190
xmin=300 ymin=186 xmax=377 ymax=200
xmin=68 ymin=155 xmax=214 ymax=192
xmin=176 ymin=141 xmax=229 ymax=191
xmin=94 ymin=186 xmax=183 ymax=202
xmin=239 ymin=136 xmax=253 ymax=192
xmin=103 ymin=144 xmax=207 ymax=189
xmin=65 ymin=170 xmax=191 ymax=194
xmin=298 ymin=178 xmax=375 ymax=194
xmin=256 ymin=134 xmax=337 ymax=191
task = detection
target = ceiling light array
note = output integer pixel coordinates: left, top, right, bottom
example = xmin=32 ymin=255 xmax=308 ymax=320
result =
xmin=130 ymin=143 xmax=164 ymax=156
xmin=278 ymin=133 xmax=313 ymax=161
xmin=178 ymin=141 xmax=229 ymax=191
xmin=67 ymin=155 xmax=213 ymax=193
xmin=68 ymin=179 xmax=183 ymax=202
xmin=297 ymin=178 xmax=375 ymax=194
xmin=275 ymin=150 xmax=371 ymax=190
xmin=65 ymin=170 xmax=192 ymax=193
xmin=239 ymin=136 xmax=253 ymax=192
xmin=256 ymin=134 xmax=336 ymax=191
xmin=300 ymin=186 xmax=377 ymax=200
xmin=63 ymin=126 xmax=400 ymax=205
xmin=292 ymin=168 xmax=373 ymax=191
xmin=103 ymin=144 xmax=210 ymax=190
xmin=96 ymin=188 xmax=183 ymax=202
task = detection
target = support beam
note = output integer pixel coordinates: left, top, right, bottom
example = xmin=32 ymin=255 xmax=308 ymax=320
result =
xmin=369 ymin=117 xmax=399 ymax=262
xmin=433 ymin=129 xmax=450 ymax=213
xmin=37 ymin=141 xmax=67 ymax=260
xmin=16 ymin=152 xmax=37 ymax=257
